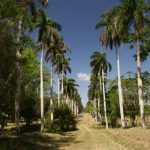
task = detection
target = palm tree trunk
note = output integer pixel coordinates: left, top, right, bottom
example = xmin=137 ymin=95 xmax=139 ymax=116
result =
xmin=15 ymin=55 xmax=21 ymax=134
xmin=71 ymin=99 xmax=74 ymax=112
xmin=74 ymin=101 xmax=76 ymax=114
xmin=58 ymin=75 xmax=60 ymax=105
xmin=136 ymin=38 xmax=146 ymax=128
xmin=102 ymin=68 xmax=108 ymax=129
xmin=116 ymin=45 xmax=125 ymax=128
xmin=73 ymin=101 xmax=75 ymax=114
xmin=40 ymin=49 xmax=44 ymax=131
xmin=50 ymin=65 xmax=53 ymax=121
xmin=94 ymin=98 xmax=97 ymax=122
xmin=75 ymin=102 xmax=77 ymax=115
xmin=61 ymin=71 xmax=64 ymax=103
xmin=69 ymin=98 xmax=71 ymax=108
xmin=66 ymin=94 xmax=69 ymax=104
xmin=99 ymin=75 xmax=103 ymax=123
xmin=15 ymin=18 xmax=22 ymax=134
xmin=97 ymin=98 xmax=100 ymax=117
xmin=76 ymin=104 xmax=79 ymax=115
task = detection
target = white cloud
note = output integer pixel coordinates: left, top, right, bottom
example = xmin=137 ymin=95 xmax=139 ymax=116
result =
xmin=77 ymin=72 xmax=90 ymax=81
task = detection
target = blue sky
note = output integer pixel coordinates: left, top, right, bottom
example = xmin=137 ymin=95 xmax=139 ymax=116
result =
xmin=45 ymin=0 xmax=150 ymax=106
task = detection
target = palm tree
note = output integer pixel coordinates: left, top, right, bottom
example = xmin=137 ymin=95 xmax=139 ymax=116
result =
xmin=90 ymin=51 xmax=111 ymax=129
xmin=88 ymin=74 xmax=100 ymax=122
xmin=45 ymin=25 xmax=62 ymax=122
xmin=62 ymin=77 xmax=79 ymax=107
xmin=73 ymin=91 xmax=82 ymax=115
xmin=14 ymin=0 xmax=49 ymax=133
xmin=45 ymin=48 xmax=57 ymax=121
xmin=54 ymin=51 xmax=64 ymax=105
xmin=96 ymin=9 xmax=127 ymax=128
xmin=117 ymin=0 xmax=150 ymax=128
xmin=103 ymin=0 xmax=150 ymax=128
xmin=46 ymin=37 xmax=66 ymax=106
xmin=36 ymin=9 xmax=61 ymax=131
xmin=61 ymin=56 xmax=72 ymax=100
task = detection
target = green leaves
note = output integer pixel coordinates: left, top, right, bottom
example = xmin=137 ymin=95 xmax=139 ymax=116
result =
xmin=61 ymin=77 xmax=79 ymax=99
xmin=21 ymin=47 xmax=39 ymax=90
xmin=90 ymin=51 xmax=112 ymax=75
xmin=46 ymin=103 xmax=77 ymax=132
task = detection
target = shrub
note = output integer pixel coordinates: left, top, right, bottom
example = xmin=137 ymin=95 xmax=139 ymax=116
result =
xmin=46 ymin=103 xmax=77 ymax=132
xmin=145 ymin=105 xmax=150 ymax=115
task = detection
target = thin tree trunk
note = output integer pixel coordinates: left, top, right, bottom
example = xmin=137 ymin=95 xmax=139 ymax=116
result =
xmin=97 ymin=98 xmax=100 ymax=118
xmin=76 ymin=104 xmax=79 ymax=115
xmin=61 ymin=72 xmax=64 ymax=94
xmin=74 ymin=101 xmax=76 ymax=114
xmin=58 ymin=75 xmax=60 ymax=105
xmin=61 ymin=71 xmax=64 ymax=103
xmin=40 ymin=49 xmax=44 ymax=132
xmin=50 ymin=66 xmax=53 ymax=121
xmin=102 ymin=68 xmax=108 ymax=129
xmin=116 ymin=45 xmax=125 ymax=128
xmin=136 ymin=38 xmax=146 ymax=128
xmin=75 ymin=102 xmax=77 ymax=115
xmin=69 ymin=97 xmax=71 ymax=108
xmin=73 ymin=101 xmax=75 ymax=114
xmin=15 ymin=18 xmax=22 ymax=134
xmin=71 ymin=99 xmax=74 ymax=112
xmin=99 ymin=75 xmax=103 ymax=123
xmin=50 ymin=99 xmax=53 ymax=121
xmin=94 ymin=98 xmax=97 ymax=122
xmin=66 ymin=94 xmax=69 ymax=104
xmin=15 ymin=56 xmax=20 ymax=134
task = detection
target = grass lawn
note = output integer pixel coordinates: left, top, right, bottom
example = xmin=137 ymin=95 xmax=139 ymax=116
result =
xmin=0 ymin=123 xmax=75 ymax=150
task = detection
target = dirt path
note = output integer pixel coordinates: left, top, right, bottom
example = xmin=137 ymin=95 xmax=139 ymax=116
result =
xmin=60 ymin=113 xmax=127 ymax=150
xmin=1 ymin=114 xmax=149 ymax=150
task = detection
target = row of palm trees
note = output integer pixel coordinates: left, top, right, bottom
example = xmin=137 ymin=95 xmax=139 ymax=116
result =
xmin=37 ymin=9 xmax=82 ymax=131
xmin=88 ymin=52 xmax=111 ymax=129
xmin=61 ymin=77 xmax=82 ymax=115
xmin=15 ymin=0 xmax=82 ymax=132
xmin=92 ymin=0 xmax=150 ymax=128
xmin=15 ymin=0 xmax=50 ymax=134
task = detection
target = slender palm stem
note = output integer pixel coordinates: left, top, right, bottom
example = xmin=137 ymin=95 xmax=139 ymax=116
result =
xmin=61 ymin=71 xmax=64 ymax=102
xmin=62 ymin=72 xmax=64 ymax=94
xmin=115 ymin=45 xmax=125 ymax=128
xmin=76 ymin=101 xmax=79 ymax=115
xmin=94 ymin=97 xmax=97 ymax=122
xmin=99 ymin=75 xmax=102 ymax=123
xmin=58 ymin=75 xmax=60 ymax=105
xmin=136 ymin=38 xmax=146 ymax=128
xmin=50 ymin=65 xmax=54 ymax=121
xmin=15 ymin=18 xmax=23 ymax=134
xmin=102 ymin=68 xmax=108 ymax=129
xmin=40 ymin=49 xmax=44 ymax=131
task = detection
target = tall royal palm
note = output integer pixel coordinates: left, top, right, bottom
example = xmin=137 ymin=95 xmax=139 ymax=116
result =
xmin=15 ymin=0 xmax=48 ymax=133
xmin=36 ymin=9 xmax=61 ymax=131
xmin=62 ymin=77 xmax=79 ymax=107
xmin=61 ymin=56 xmax=72 ymax=99
xmin=90 ymin=51 xmax=111 ymax=129
xmin=88 ymin=74 xmax=100 ymax=122
xmin=54 ymin=51 xmax=64 ymax=105
xmin=45 ymin=47 xmax=58 ymax=121
xmin=73 ymin=90 xmax=81 ymax=115
xmin=96 ymin=9 xmax=127 ymax=128
xmin=105 ymin=0 xmax=150 ymax=128
xmin=117 ymin=0 xmax=150 ymax=128
xmin=45 ymin=23 xmax=62 ymax=122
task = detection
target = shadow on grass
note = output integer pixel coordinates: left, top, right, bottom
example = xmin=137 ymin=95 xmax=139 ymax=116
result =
xmin=0 ymin=124 xmax=76 ymax=150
